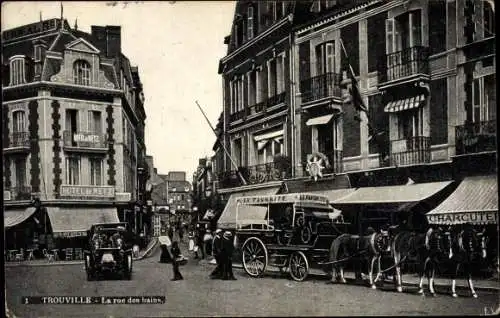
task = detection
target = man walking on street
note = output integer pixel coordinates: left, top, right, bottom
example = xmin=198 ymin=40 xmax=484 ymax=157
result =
xmin=210 ymin=229 xmax=223 ymax=279
xmin=222 ymin=231 xmax=237 ymax=280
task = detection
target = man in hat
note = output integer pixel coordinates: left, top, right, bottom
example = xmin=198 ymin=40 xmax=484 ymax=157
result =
xmin=222 ymin=231 xmax=237 ymax=280
xmin=210 ymin=229 xmax=223 ymax=279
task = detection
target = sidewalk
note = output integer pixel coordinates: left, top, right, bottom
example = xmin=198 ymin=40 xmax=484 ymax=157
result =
xmin=4 ymin=238 xmax=160 ymax=267
xmin=198 ymin=260 xmax=500 ymax=292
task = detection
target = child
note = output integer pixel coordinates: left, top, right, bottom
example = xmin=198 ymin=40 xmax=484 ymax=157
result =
xmin=171 ymin=241 xmax=183 ymax=281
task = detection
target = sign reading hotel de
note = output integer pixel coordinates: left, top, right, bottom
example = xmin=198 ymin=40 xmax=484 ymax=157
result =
xmin=60 ymin=185 xmax=115 ymax=200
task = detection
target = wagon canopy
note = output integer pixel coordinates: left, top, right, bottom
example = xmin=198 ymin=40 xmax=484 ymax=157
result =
xmin=426 ymin=175 xmax=498 ymax=225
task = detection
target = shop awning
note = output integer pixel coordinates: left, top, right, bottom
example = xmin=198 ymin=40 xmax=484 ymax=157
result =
xmin=307 ymin=188 xmax=356 ymax=203
xmin=4 ymin=207 xmax=37 ymax=229
xmin=217 ymin=186 xmax=281 ymax=229
xmin=306 ymin=114 xmax=334 ymax=126
xmin=332 ymin=181 xmax=453 ymax=207
xmin=426 ymin=175 xmax=498 ymax=225
xmin=46 ymin=207 xmax=119 ymax=238
xmin=384 ymin=95 xmax=425 ymax=113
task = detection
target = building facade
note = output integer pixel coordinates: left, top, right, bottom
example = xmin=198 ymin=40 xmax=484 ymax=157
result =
xmin=215 ymin=0 xmax=496 ymax=240
xmin=3 ymin=18 xmax=148 ymax=251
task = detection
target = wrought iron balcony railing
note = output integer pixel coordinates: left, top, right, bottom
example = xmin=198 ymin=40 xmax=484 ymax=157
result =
xmin=230 ymin=110 xmax=245 ymax=122
xmin=245 ymin=92 xmax=287 ymax=118
xmin=218 ymin=157 xmax=292 ymax=188
xmin=455 ymin=120 xmax=497 ymax=155
xmin=378 ymin=46 xmax=429 ymax=84
xmin=9 ymin=185 xmax=32 ymax=200
xmin=389 ymin=136 xmax=431 ymax=166
xmin=300 ymin=72 xmax=342 ymax=103
xmin=63 ymin=131 xmax=107 ymax=149
xmin=4 ymin=132 xmax=30 ymax=149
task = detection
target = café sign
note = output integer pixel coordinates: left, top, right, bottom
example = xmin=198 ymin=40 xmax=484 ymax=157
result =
xmin=60 ymin=185 xmax=115 ymax=199
xmin=236 ymin=193 xmax=329 ymax=205
xmin=74 ymin=133 xmax=100 ymax=143
xmin=427 ymin=211 xmax=498 ymax=225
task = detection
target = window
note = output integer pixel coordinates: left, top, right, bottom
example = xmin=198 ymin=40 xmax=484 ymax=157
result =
xmin=429 ymin=0 xmax=446 ymax=55
xmin=12 ymin=111 xmax=26 ymax=133
xmin=319 ymin=0 xmax=336 ymax=11
xmin=232 ymin=138 xmax=243 ymax=167
xmin=248 ymin=71 xmax=257 ymax=106
xmin=368 ymin=12 xmax=387 ymax=72
xmin=90 ymin=158 xmax=103 ymax=186
xmin=472 ymin=74 xmax=496 ymax=123
xmin=66 ymin=156 xmax=80 ymax=185
xmin=14 ymin=157 xmax=27 ymax=187
xmin=10 ymin=57 xmax=25 ymax=85
xmin=257 ymin=138 xmax=283 ymax=164
xmin=247 ymin=6 xmax=254 ymax=40
xmin=386 ymin=10 xmax=422 ymax=53
xmin=88 ymin=111 xmax=102 ymax=134
xmin=316 ymin=41 xmax=335 ymax=75
xmin=73 ymin=60 xmax=91 ymax=86
xmin=397 ymin=108 xmax=423 ymax=140
xmin=231 ymin=76 xmax=245 ymax=114
xmin=66 ymin=109 xmax=79 ymax=146
xmin=483 ymin=0 xmax=495 ymax=37
xmin=268 ymin=59 xmax=277 ymax=97
xmin=256 ymin=67 xmax=268 ymax=103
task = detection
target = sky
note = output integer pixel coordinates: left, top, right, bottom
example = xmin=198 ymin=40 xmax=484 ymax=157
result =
xmin=1 ymin=1 xmax=236 ymax=181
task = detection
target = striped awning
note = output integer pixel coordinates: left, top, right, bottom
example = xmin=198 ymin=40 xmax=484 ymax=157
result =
xmin=4 ymin=207 xmax=37 ymax=229
xmin=306 ymin=114 xmax=334 ymax=126
xmin=426 ymin=175 xmax=498 ymax=225
xmin=384 ymin=95 xmax=426 ymax=113
xmin=254 ymin=129 xmax=283 ymax=142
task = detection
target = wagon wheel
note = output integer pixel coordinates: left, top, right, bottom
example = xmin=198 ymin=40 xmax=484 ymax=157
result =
xmin=300 ymin=226 xmax=312 ymax=245
xmin=289 ymin=251 xmax=309 ymax=282
xmin=242 ymin=237 xmax=268 ymax=277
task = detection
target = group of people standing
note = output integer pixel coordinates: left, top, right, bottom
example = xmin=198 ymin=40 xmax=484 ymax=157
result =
xmin=210 ymin=229 xmax=237 ymax=280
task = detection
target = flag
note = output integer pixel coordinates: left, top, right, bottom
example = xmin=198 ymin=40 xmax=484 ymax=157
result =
xmin=347 ymin=68 xmax=368 ymax=113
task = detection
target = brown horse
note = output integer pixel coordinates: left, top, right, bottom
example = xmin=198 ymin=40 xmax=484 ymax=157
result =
xmin=328 ymin=230 xmax=391 ymax=289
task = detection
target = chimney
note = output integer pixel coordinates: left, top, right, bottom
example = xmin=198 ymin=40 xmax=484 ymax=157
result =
xmin=33 ymin=39 xmax=47 ymax=80
xmin=91 ymin=25 xmax=107 ymax=53
xmin=105 ymin=26 xmax=121 ymax=57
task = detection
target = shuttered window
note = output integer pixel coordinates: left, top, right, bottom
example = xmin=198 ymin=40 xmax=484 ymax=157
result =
xmin=367 ymin=12 xmax=387 ymax=73
xmin=340 ymin=23 xmax=359 ymax=75
xmin=430 ymin=78 xmax=448 ymax=145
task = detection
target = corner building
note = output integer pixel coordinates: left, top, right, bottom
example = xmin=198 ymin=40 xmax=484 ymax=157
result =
xmin=2 ymin=18 xmax=148 ymax=255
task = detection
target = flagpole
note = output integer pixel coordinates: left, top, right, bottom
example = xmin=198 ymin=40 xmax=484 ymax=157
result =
xmin=195 ymin=101 xmax=247 ymax=185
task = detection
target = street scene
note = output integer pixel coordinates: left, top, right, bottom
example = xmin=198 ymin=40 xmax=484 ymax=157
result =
xmin=2 ymin=0 xmax=499 ymax=317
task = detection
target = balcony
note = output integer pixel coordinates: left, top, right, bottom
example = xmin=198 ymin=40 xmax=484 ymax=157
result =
xmin=218 ymin=157 xmax=292 ymax=188
xmin=300 ymin=72 xmax=342 ymax=104
xmin=389 ymin=136 xmax=431 ymax=166
xmin=63 ymin=131 xmax=107 ymax=153
xmin=378 ymin=46 xmax=429 ymax=88
xmin=3 ymin=132 xmax=30 ymax=154
xmin=232 ymin=92 xmax=287 ymax=123
xmin=456 ymin=120 xmax=497 ymax=155
xmin=230 ymin=110 xmax=245 ymax=122
xmin=7 ymin=186 xmax=32 ymax=201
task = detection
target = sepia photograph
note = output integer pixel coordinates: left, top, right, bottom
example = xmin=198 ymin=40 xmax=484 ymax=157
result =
xmin=2 ymin=0 xmax=499 ymax=317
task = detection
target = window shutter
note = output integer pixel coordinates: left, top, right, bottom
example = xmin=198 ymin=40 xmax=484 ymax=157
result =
xmin=325 ymin=42 xmax=335 ymax=73
xmin=430 ymin=78 xmax=448 ymax=145
xmin=299 ymin=41 xmax=311 ymax=92
xmin=409 ymin=10 xmax=422 ymax=47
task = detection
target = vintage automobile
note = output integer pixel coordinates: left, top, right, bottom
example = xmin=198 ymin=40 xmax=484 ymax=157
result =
xmin=84 ymin=222 xmax=133 ymax=280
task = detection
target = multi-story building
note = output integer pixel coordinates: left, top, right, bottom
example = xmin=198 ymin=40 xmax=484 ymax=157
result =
xmin=215 ymin=0 xmax=496 ymax=240
xmin=165 ymin=171 xmax=192 ymax=221
xmin=2 ymin=18 xmax=148 ymax=251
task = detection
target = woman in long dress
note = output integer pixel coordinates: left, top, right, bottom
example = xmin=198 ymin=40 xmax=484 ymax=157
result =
xmin=159 ymin=231 xmax=173 ymax=263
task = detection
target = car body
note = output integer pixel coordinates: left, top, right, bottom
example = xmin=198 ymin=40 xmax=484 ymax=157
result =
xmin=83 ymin=222 xmax=133 ymax=280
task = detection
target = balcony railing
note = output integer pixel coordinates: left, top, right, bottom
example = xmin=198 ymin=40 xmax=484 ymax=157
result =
xmin=456 ymin=120 xmax=497 ymax=155
xmin=389 ymin=136 xmax=431 ymax=166
xmin=9 ymin=186 xmax=32 ymax=200
xmin=4 ymin=132 xmax=30 ymax=149
xmin=218 ymin=157 xmax=292 ymax=188
xmin=246 ymin=92 xmax=287 ymax=117
xmin=230 ymin=109 xmax=245 ymax=122
xmin=63 ymin=131 xmax=107 ymax=150
xmin=378 ymin=46 xmax=429 ymax=84
xmin=301 ymin=72 xmax=342 ymax=103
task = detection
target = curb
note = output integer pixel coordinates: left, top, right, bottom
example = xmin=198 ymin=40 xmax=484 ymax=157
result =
xmin=134 ymin=237 xmax=159 ymax=261
xmin=228 ymin=263 xmax=499 ymax=292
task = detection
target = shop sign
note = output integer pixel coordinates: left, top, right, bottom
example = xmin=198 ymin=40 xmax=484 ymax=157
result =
xmin=53 ymin=231 xmax=87 ymax=238
xmin=2 ymin=19 xmax=57 ymax=41
xmin=60 ymin=185 xmax=115 ymax=199
xmin=73 ymin=133 xmax=100 ymax=143
xmin=427 ymin=211 xmax=498 ymax=224
xmin=115 ymin=192 xmax=132 ymax=202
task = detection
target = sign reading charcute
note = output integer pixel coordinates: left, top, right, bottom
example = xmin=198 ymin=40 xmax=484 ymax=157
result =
xmin=427 ymin=211 xmax=498 ymax=225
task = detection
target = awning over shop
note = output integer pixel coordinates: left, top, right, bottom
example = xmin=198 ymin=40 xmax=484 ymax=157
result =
xmin=47 ymin=207 xmax=119 ymax=238
xmin=307 ymin=188 xmax=356 ymax=203
xmin=426 ymin=175 xmax=498 ymax=225
xmin=332 ymin=181 xmax=453 ymax=207
xmin=384 ymin=95 xmax=425 ymax=113
xmin=306 ymin=114 xmax=334 ymax=126
xmin=4 ymin=207 xmax=37 ymax=229
xmin=217 ymin=186 xmax=281 ymax=229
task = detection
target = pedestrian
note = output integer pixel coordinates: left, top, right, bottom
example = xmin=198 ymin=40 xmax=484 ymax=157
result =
xmin=203 ymin=229 xmax=213 ymax=258
xmin=188 ymin=228 xmax=195 ymax=253
xmin=196 ymin=224 xmax=205 ymax=259
xmin=170 ymin=241 xmax=184 ymax=281
xmin=210 ymin=229 xmax=223 ymax=279
xmin=222 ymin=231 xmax=237 ymax=280
xmin=159 ymin=230 xmax=173 ymax=264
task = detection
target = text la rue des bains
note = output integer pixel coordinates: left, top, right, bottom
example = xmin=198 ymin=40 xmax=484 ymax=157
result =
xmin=22 ymin=296 xmax=166 ymax=305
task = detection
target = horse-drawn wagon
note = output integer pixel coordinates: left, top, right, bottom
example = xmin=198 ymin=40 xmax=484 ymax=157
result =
xmin=233 ymin=193 xmax=349 ymax=281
